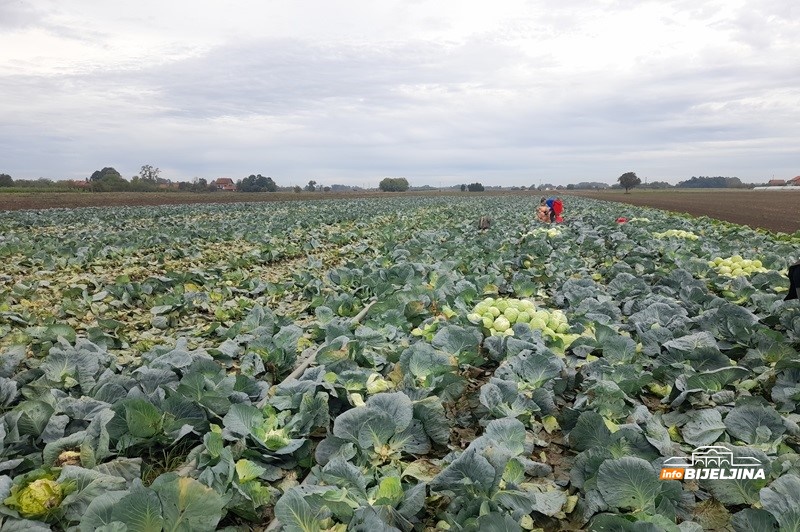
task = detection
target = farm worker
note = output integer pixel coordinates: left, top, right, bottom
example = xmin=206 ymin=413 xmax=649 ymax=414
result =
xmin=546 ymin=197 xmax=564 ymax=223
xmin=786 ymin=261 xmax=800 ymax=300
xmin=536 ymin=197 xmax=550 ymax=223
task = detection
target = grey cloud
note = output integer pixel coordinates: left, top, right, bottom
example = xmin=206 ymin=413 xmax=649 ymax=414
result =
xmin=1 ymin=4 xmax=799 ymax=185
xmin=0 ymin=0 xmax=43 ymax=29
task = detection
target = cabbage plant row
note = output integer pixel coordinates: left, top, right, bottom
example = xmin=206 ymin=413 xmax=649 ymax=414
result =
xmin=0 ymin=195 xmax=799 ymax=531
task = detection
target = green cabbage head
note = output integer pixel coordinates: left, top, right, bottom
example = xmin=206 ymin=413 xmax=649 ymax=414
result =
xmin=5 ymin=477 xmax=63 ymax=518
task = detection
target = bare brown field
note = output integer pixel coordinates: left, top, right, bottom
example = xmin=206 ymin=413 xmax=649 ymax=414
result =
xmin=566 ymin=189 xmax=800 ymax=234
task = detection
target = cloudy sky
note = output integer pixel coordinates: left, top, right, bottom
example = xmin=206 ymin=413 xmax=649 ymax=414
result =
xmin=1 ymin=0 xmax=798 ymax=187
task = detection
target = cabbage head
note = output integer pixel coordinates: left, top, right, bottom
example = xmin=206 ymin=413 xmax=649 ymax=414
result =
xmin=5 ymin=476 xmax=63 ymax=518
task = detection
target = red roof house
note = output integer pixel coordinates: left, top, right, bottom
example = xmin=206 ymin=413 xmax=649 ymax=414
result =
xmin=211 ymin=178 xmax=236 ymax=191
xmin=789 ymin=176 xmax=800 ymax=186
xmin=768 ymin=179 xmax=786 ymax=186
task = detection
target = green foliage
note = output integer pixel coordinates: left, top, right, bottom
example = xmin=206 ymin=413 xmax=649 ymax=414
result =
xmin=617 ymin=171 xmax=641 ymax=192
xmin=378 ymin=177 xmax=409 ymax=192
xmin=467 ymin=182 xmax=485 ymax=191
xmin=239 ymin=174 xmax=277 ymax=192
xmin=0 ymin=195 xmax=798 ymax=530
xmin=88 ymin=167 xmax=131 ymax=192
xmin=139 ymin=165 xmax=160 ymax=183
xmin=677 ymin=176 xmax=745 ymax=188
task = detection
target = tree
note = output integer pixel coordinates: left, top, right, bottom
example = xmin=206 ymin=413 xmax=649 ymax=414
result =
xmin=90 ymin=167 xmax=122 ymax=182
xmin=618 ymin=172 xmax=641 ymax=193
xmin=239 ymin=174 xmax=277 ymax=192
xmin=139 ymin=165 xmax=160 ymax=183
xmin=305 ymin=180 xmax=317 ymax=192
xmin=460 ymin=184 xmax=466 ymax=192
xmin=89 ymin=167 xmax=128 ymax=191
xmin=191 ymin=178 xmax=211 ymax=192
xmin=293 ymin=186 xmax=302 ymax=193
xmin=0 ymin=173 xmax=13 ymax=187
xmin=467 ymin=182 xmax=485 ymax=192
xmin=378 ymin=177 xmax=410 ymax=192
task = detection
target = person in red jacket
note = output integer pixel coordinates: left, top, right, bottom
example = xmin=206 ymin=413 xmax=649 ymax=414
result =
xmin=545 ymin=197 xmax=564 ymax=223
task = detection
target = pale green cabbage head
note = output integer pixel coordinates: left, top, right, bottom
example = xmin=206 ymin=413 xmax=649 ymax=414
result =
xmin=12 ymin=478 xmax=63 ymax=518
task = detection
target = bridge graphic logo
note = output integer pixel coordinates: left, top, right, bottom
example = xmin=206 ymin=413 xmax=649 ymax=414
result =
xmin=659 ymin=446 xmax=765 ymax=481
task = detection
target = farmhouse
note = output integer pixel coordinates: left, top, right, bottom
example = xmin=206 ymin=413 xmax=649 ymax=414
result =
xmin=767 ymin=179 xmax=785 ymax=186
xmin=790 ymin=176 xmax=800 ymax=186
xmin=68 ymin=179 xmax=91 ymax=189
xmin=211 ymin=178 xmax=236 ymax=191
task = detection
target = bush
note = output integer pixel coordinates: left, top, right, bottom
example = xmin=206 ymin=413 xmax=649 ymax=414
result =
xmin=467 ymin=182 xmax=485 ymax=192
xmin=379 ymin=177 xmax=409 ymax=192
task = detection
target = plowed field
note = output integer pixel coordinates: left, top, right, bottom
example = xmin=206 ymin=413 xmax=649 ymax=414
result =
xmin=565 ymin=189 xmax=800 ymax=233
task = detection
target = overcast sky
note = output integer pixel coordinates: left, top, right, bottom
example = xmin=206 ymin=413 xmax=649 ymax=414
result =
xmin=1 ymin=1 xmax=798 ymax=186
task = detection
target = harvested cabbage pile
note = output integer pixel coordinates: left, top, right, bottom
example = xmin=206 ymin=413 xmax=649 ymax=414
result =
xmin=708 ymin=255 xmax=768 ymax=277
xmin=467 ymin=297 xmax=570 ymax=339
xmin=653 ymin=229 xmax=699 ymax=240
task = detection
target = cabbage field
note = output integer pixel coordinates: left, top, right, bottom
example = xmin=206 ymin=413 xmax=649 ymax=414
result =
xmin=0 ymin=195 xmax=799 ymax=531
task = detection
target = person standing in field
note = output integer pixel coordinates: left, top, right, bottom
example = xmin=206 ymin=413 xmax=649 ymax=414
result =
xmin=546 ymin=197 xmax=564 ymax=223
xmin=536 ymin=197 xmax=550 ymax=223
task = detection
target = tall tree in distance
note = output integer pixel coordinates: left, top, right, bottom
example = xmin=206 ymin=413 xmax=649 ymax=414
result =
xmin=618 ymin=172 xmax=641 ymax=193
xmin=305 ymin=180 xmax=317 ymax=192
xmin=140 ymin=165 xmax=160 ymax=183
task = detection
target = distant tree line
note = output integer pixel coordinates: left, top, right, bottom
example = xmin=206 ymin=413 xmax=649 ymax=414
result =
xmin=0 ymin=169 xmax=759 ymax=194
xmin=0 ymin=169 xmax=374 ymax=193
xmin=565 ymin=182 xmax=610 ymax=190
xmin=676 ymin=176 xmax=745 ymax=188
xmin=637 ymin=181 xmax=672 ymax=189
